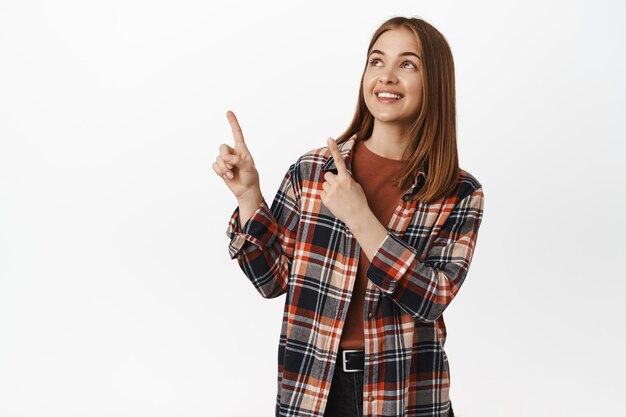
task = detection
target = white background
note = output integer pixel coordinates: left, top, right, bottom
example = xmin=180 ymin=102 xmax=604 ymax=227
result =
xmin=1 ymin=0 xmax=625 ymax=416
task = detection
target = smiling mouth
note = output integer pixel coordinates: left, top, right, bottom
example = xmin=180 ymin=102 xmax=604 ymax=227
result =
xmin=375 ymin=93 xmax=404 ymax=103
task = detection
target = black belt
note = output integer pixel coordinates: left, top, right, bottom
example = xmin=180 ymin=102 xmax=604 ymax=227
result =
xmin=338 ymin=348 xmax=364 ymax=372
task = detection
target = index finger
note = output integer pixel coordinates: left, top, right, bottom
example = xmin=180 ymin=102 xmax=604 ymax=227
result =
xmin=226 ymin=110 xmax=248 ymax=148
xmin=327 ymin=137 xmax=348 ymax=175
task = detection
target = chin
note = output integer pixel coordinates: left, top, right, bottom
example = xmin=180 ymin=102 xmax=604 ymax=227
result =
xmin=373 ymin=113 xmax=402 ymax=122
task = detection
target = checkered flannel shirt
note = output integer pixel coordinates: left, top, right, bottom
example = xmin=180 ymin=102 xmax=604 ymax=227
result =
xmin=226 ymin=135 xmax=484 ymax=417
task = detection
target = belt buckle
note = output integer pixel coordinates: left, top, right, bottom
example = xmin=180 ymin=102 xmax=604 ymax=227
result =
xmin=342 ymin=349 xmax=363 ymax=373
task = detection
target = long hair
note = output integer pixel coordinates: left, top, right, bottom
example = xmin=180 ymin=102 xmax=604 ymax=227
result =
xmin=334 ymin=16 xmax=460 ymax=204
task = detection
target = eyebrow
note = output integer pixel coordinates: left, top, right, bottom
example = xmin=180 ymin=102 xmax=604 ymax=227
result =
xmin=369 ymin=49 xmax=421 ymax=60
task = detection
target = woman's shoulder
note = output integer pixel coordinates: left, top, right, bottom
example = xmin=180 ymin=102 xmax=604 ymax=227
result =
xmin=295 ymin=134 xmax=357 ymax=167
xmin=290 ymin=140 xmax=337 ymax=174
xmin=457 ymin=167 xmax=483 ymax=200
xmin=301 ymin=141 xmax=336 ymax=161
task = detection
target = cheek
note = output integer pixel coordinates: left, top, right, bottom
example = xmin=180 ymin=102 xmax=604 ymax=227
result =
xmin=405 ymin=82 xmax=423 ymax=103
xmin=362 ymin=74 xmax=376 ymax=90
xmin=362 ymin=84 xmax=375 ymax=107
xmin=361 ymin=83 xmax=371 ymax=97
xmin=412 ymin=79 xmax=424 ymax=96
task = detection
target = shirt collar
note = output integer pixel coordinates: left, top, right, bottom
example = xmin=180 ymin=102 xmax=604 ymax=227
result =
xmin=322 ymin=134 xmax=428 ymax=198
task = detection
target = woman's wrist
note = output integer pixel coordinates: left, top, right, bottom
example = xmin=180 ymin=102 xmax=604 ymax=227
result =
xmin=237 ymin=188 xmax=264 ymax=227
xmin=237 ymin=187 xmax=262 ymax=204
xmin=346 ymin=208 xmax=389 ymax=262
xmin=344 ymin=206 xmax=370 ymax=233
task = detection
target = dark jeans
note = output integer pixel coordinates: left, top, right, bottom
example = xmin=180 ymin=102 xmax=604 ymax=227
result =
xmin=322 ymin=364 xmax=456 ymax=417
xmin=323 ymin=365 xmax=364 ymax=417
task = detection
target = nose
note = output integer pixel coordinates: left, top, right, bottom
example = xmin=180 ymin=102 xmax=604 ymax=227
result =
xmin=379 ymin=67 xmax=398 ymax=84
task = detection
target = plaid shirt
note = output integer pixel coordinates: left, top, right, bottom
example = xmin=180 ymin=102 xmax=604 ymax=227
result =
xmin=226 ymin=134 xmax=484 ymax=417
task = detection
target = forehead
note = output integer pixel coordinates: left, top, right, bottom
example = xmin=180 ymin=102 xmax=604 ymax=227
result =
xmin=371 ymin=28 xmax=421 ymax=55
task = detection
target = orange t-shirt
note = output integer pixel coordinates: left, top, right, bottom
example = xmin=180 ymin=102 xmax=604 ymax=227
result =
xmin=339 ymin=138 xmax=408 ymax=349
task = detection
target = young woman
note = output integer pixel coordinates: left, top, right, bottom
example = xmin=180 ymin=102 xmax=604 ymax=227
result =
xmin=214 ymin=16 xmax=484 ymax=417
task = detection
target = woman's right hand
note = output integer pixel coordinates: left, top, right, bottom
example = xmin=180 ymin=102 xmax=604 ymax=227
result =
xmin=214 ymin=110 xmax=261 ymax=201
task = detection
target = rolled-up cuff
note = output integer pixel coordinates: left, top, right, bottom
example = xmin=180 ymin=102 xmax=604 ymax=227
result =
xmin=226 ymin=198 xmax=277 ymax=259
xmin=366 ymin=232 xmax=416 ymax=294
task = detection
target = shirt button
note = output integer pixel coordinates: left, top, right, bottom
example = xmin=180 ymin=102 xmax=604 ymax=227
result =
xmin=369 ymin=354 xmax=374 ymax=360
xmin=402 ymin=195 xmax=410 ymax=202
xmin=368 ymin=395 xmax=374 ymax=402
xmin=368 ymin=312 xmax=373 ymax=319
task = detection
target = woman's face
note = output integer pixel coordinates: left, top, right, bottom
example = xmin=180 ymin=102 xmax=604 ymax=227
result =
xmin=362 ymin=28 xmax=424 ymax=128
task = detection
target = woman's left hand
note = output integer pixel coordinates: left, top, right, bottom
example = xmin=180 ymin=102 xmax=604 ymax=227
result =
xmin=321 ymin=137 xmax=370 ymax=227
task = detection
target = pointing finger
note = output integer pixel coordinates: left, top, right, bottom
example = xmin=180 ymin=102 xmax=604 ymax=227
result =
xmin=327 ymin=137 xmax=348 ymax=175
xmin=226 ymin=110 xmax=249 ymax=151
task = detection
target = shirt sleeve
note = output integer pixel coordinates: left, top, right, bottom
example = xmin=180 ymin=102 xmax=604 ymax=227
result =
xmin=366 ymin=186 xmax=485 ymax=323
xmin=225 ymin=163 xmax=301 ymax=299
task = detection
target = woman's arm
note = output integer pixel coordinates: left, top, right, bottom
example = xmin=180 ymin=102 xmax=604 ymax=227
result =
xmin=226 ymin=163 xmax=301 ymax=299
xmin=348 ymin=186 xmax=485 ymax=323
xmin=236 ymin=189 xmax=265 ymax=228
xmin=321 ymin=137 xmax=485 ymax=322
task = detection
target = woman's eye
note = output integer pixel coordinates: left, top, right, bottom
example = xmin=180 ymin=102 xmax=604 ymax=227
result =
xmin=368 ymin=57 xmax=416 ymax=69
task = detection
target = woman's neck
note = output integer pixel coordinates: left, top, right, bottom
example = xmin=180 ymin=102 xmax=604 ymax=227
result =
xmin=364 ymin=122 xmax=412 ymax=160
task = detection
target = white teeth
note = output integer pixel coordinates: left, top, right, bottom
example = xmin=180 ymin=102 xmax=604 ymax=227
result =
xmin=377 ymin=92 xmax=402 ymax=99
